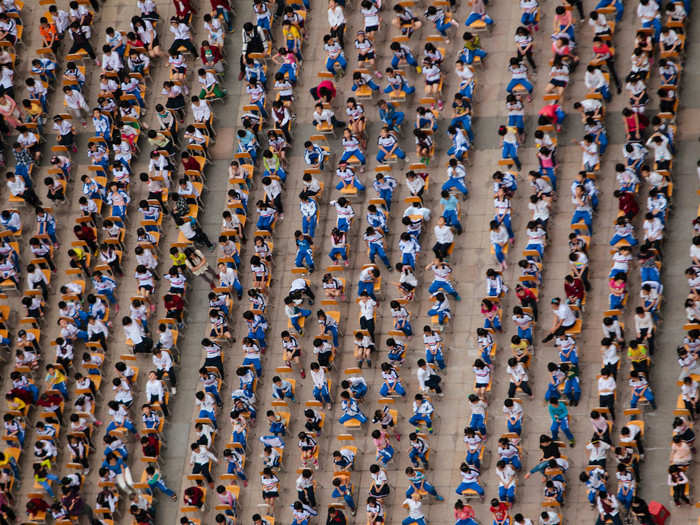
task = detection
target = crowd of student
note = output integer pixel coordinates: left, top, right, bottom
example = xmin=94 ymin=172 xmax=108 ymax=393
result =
xmin=0 ymin=0 xmax=243 ymax=522
xmin=205 ymin=0 xmax=504 ymax=523
xmin=573 ymin=0 xmax=690 ymax=523
xmin=475 ymin=0 xmax=689 ymax=524
xmin=0 ymin=0 xmax=693 ymax=523
xmin=468 ymin=1 xmax=576 ymax=523
xmin=238 ymin=0 xmax=489 ymax=522
xmin=585 ymin=0 xmax=689 ymax=523
xmin=0 ymin=0 xmax=124 ymax=522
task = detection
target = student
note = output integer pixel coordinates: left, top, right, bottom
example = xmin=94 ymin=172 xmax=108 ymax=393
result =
xmin=285 ymin=296 xmax=311 ymax=335
xmin=542 ymin=298 xmax=577 ymax=342
xmin=456 ymin=463 xmax=484 ymax=500
xmin=503 ymin=398 xmax=523 ymax=435
xmin=331 ymin=477 xmax=356 ymax=514
xmin=376 ymin=127 xmax=406 ymax=163
xmin=310 ymin=362 xmax=332 ymax=409
xmin=499 ymin=124 xmax=522 ymax=170
xmin=405 ymin=467 xmax=442 ymax=500
xmin=372 ymin=428 xmax=395 ymax=466
xmin=323 ymin=33 xmax=346 ymax=73
xmin=402 ymin=492 xmax=427 ymax=525
xmin=496 ymin=459 xmax=517 ymax=503
xmin=454 ymin=502 xmax=479 ymax=525
xmin=506 ymin=56 xmax=534 ymax=97
xmin=380 ymin=362 xmax=406 ymax=397
xmin=409 ymin=393 xmax=434 ymax=432
xmin=447 ymin=125 xmax=469 ymax=161
xmin=339 ymin=390 xmax=367 ymax=424
xmin=424 ymin=5 xmax=459 ymax=39
xmin=465 ymin=0 xmax=493 ymax=26
xmin=548 ymin=396 xmax=575 ymax=446
xmin=628 ymin=370 xmax=657 ymax=409
xmin=668 ymin=465 xmax=690 ymax=506
xmin=425 ymin=259 xmax=461 ymax=299
xmin=507 ymin=357 xmax=533 ymax=398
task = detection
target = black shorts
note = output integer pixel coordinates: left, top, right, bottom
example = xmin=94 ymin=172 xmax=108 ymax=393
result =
xmin=262 ymin=490 xmax=279 ymax=499
xmin=166 ymin=95 xmax=185 ymax=110
xmin=426 ymin=78 xmax=440 ymax=86
xmin=370 ymin=484 xmax=390 ymax=497
xmin=550 ymin=79 xmax=567 ymax=87
xmin=360 ymin=51 xmax=376 ymax=61
xmin=365 ymin=24 xmax=378 ymax=33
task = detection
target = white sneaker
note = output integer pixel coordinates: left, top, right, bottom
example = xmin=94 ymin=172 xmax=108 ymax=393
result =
xmin=171 ymin=387 xmax=177 ymax=395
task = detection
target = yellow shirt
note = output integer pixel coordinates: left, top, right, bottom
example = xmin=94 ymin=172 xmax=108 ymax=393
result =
xmin=170 ymin=252 xmax=186 ymax=266
xmin=627 ymin=344 xmax=648 ymax=361
xmin=283 ymin=25 xmax=301 ymax=42
xmin=47 ymin=369 xmax=66 ymax=385
xmin=511 ymin=340 xmax=529 ymax=359
xmin=7 ymin=397 xmax=25 ymax=412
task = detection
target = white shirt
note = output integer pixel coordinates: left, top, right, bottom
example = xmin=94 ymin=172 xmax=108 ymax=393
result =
xmin=598 ymin=376 xmax=616 ymax=394
xmin=146 ymin=378 xmax=164 ymax=401
xmin=153 ymin=351 xmax=173 ymax=371
xmin=359 ymin=298 xmax=376 ymax=319
xmin=191 ymin=101 xmax=211 ymax=122
xmin=507 ymin=363 xmax=528 ymax=382
xmin=310 ymin=368 xmax=326 ymax=389
xmin=434 ymin=224 xmax=454 ymax=244
xmin=102 ymin=51 xmax=123 ymax=72
xmin=191 ymin=446 xmax=218 ymax=465
xmin=170 ymin=23 xmax=191 ymax=40
xmin=636 ymin=0 xmax=659 ymax=23
xmin=587 ymin=441 xmax=611 ymax=461
xmin=64 ymin=91 xmax=88 ymax=110
xmin=6 ymin=177 xmax=25 ymax=196
xmin=124 ymin=322 xmax=144 ymax=345
xmin=582 ymin=141 xmax=599 ymax=165
xmin=585 ymin=69 xmax=607 ymax=90
xmin=328 ymin=5 xmax=345 ymax=26
xmin=416 ymin=367 xmax=432 ymax=391
xmin=491 ymin=226 xmax=509 ymax=245
xmin=403 ymin=499 xmax=424 ymax=520
xmin=555 ymin=304 xmax=576 ymax=326
xmin=601 ymin=344 xmax=619 ymax=365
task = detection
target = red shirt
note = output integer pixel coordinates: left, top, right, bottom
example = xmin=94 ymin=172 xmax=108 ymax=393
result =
xmin=182 ymin=156 xmax=200 ymax=172
xmin=618 ymin=191 xmax=639 ymax=217
xmin=164 ymin=294 xmax=185 ymax=312
xmin=210 ymin=0 xmax=231 ymax=9
xmin=142 ymin=434 xmax=160 ymax=457
xmin=539 ymin=103 xmax=562 ymax=123
xmin=127 ymin=37 xmax=145 ymax=48
xmin=27 ymin=497 xmax=50 ymax=513
xmin=593 ymin=42 xmax=613 ymax=59
xmin=184 ymin=486 xmax=204 ymax=506
xmin=565 ymin=278 xmax=584 ymax=301
xmin=200 ymin=45 xmax=223 ymax=65
xmin=173 ymin=0 xmax=196 ymax=17
xmin=516 ymin=286 xmax=536 ymax=303
xmin=490 ymin=502 xmax=510 ymax=521
xmin=75 ymin=224 xmax=96 ymax=242
xmin=315 ymin=80 xmax=337 ymax=100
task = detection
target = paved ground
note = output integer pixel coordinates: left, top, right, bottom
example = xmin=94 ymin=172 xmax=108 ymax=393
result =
xmin=4 ymin=0 xmax=700 ymax=524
